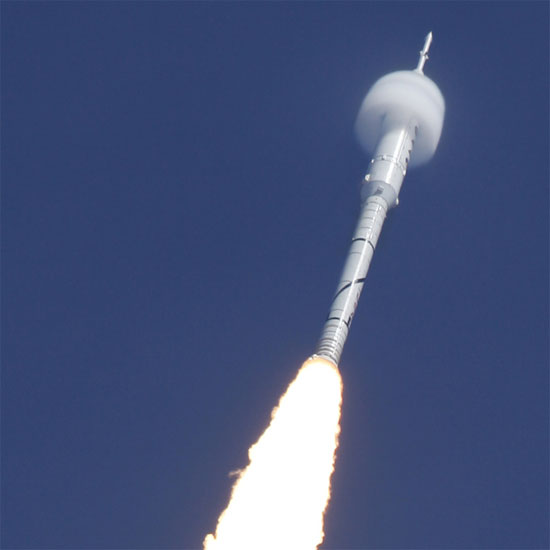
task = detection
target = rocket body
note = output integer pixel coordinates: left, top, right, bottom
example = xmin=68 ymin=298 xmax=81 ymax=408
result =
xmin=316 ymin=121 xmax=413 ymax=366
xmin=316 ymin=195 xmax=388 ymax=364
xmin=315 ymin=39 xmax=445 ymax=366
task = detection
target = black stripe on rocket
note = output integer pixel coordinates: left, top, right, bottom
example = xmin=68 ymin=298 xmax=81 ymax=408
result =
xmin=331 ymin=277 xmax=367 ymax=301
xmin=351 ymin=237 xmax=376 ymax=253
xmin=325 ymin=276 xmax=367 ymax=326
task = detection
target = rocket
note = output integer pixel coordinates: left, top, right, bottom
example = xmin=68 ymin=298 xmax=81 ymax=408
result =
xmin=315 ymin=33 xmax=445 ymax=366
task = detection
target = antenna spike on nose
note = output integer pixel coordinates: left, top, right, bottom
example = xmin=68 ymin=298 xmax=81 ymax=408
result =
xmin=415 ymin=31 xmax=433 ymax=74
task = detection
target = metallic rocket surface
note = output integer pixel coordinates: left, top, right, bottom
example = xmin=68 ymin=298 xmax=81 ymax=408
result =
xmin=315 ymin=33 xmax=445 ymax=366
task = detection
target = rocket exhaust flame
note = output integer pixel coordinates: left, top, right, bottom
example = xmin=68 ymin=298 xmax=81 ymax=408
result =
xmin=203 ymin=357 xmax=342 ymax=550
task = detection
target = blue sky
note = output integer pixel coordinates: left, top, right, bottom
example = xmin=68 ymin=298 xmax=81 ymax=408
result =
xmin=2 ymin=2 xmax=548 ymax=548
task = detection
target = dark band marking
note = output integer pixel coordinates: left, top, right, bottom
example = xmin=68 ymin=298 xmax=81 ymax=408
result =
xmin=326 ymin=316 xmax=351 ymax=327
xmin=332 ymin=282 xmax=352 ymax=300
xmin=331 ymin=277 xmax=367 ymax=301
xmin=351 ymin=237 xmax=366 ymax=243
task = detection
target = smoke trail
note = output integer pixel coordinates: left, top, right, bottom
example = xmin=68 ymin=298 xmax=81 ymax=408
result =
xmin=203 ymin=357 xmax=343 ymax=550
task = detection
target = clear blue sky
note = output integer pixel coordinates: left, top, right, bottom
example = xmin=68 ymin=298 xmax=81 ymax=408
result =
xmin=2 ymin=2 xmax=548 ymax=549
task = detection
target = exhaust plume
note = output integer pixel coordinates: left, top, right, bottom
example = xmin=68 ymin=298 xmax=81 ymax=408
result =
xmin=203 ymin=357 xmax=343 ymax=550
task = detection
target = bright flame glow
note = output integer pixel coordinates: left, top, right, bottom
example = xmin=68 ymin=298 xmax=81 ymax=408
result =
xmin=203 ymin=357 xmax=343 ymax=550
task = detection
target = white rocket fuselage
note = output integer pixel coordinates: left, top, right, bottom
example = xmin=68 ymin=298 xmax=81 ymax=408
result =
xmin=315 ymin=35 xmax=445 ymax=366
xmin=315 ymin=123 xmax=413 ymax=365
